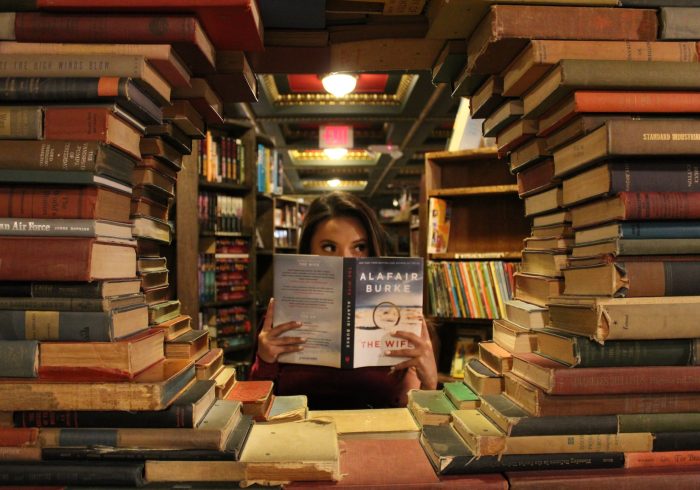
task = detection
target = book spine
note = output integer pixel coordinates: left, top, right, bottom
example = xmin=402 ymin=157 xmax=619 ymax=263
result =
xmin=30 ymin=282 xmax=102 ymax=298
xmin=15 ymin=13 xmax=197 ymax=44
xmin=442 ymin=452 xmax=624 ymax=475
xmin=0 ymin=462 xmax=146 ymax=485
xmin=0 ymin=237 xmax=98 ymax=282
xmin=341 ymin=257 xmax=356 ymax=369
xmin=624 ymin=450 xmax=700 ymax=469
xmin=626 ymin=261 xmax=700 ymax=296
xmin=508 ymin=415 xmax=618 ymax=437
xmin=0 ymin=185 xmax=99 ymax=220
xmin=0 ymin=446 xmax=41 ymax=461
xmin=41 ymin=446 xmax=229 ymax=462
xmin=0 ymin=105 xmax=43 ymax=139
xmin=653 ymin=432 xmax=700 ymax=452
xmin=13 ymin=405 xmax=194 ymax=429
xmin=575 ymin=90 xmax=700 ymax=113
xmin=0 ymin=140 xmax=102 ymax=171
xmin=0 ymin=340 xmax=38 ymax=378
xmin=574 ymin=338 xmax=693 ymax=368
xmin=0 ymin=309 xmax=112 ymax=341
xmin=609 ymin=119 xmax=700 ymax=155
xmin=619 ymin=221 xmax=700 ymax=239
xmin=0 ymin=218 xmax=100 ymax=237
xmin=619 ymin=192 xmax=700 ymax=220
xmin=610 ymin=161 xmax=700 ymax=192
xmin=0 ymin=427 xmax=38 ymax=446
xmin=548 ymin=366 xmax=700 ymax=395
xmin=43 ymin=106 xmax=111 ymax=141
xmin=660 ymin=7 xmax=700 ymax=39
xmin=618 ymin=413 xmax=700 ymax=433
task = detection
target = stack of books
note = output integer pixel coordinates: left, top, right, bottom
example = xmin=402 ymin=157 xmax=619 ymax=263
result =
xmin=0 ymin=2 xmax=260 ymax=486
xmin=424 ymin=2 xmax=700 ymax=484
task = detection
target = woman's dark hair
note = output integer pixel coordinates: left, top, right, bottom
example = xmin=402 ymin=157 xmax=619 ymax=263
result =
xmin=298 ymin=191 xmax=391 ymax=257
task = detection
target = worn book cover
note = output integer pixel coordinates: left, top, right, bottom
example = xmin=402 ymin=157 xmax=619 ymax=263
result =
xmin=427 ymin=197 xmax=451 ymax=254
xmin=274 ymin=254 xmax=423 ymax=369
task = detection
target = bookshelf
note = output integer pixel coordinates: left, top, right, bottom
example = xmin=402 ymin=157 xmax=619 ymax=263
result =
xmin=421 ymin=147 xmax=530 ymax=376
xmin=255 ymin=195 xmax=309 ymax=310
xmin=409 ymin=203 xmax=421 ymax=257
xmin=176 ymin=125 xmax=258 ymax=372
xmin=382 ymin=218 xmax=411 ymax=257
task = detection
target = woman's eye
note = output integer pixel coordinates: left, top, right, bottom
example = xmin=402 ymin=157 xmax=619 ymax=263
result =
xmin=354 ymin=243 xmax=367 ymax=252
xmin=321 ymin=243 xmax=336 ymax=252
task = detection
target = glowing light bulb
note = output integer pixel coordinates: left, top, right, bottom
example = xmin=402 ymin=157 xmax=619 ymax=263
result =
xmin=321 ymin=73 xmax=358 ymax=98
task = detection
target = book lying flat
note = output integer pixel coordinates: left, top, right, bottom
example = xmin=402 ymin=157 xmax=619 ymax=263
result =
xmin=273 ymin=254 xmax=423 ymax=369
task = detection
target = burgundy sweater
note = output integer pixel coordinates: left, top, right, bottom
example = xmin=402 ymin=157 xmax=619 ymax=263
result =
xmin=250 ymin=355 xmax=417 ymax=409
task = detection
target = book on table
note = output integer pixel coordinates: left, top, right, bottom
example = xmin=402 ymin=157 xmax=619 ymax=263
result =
xmin=273 ymin=254 xmax=423 ymax=369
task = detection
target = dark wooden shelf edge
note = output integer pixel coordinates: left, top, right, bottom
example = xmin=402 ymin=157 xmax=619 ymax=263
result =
xmin=199 ymin=181 xmax=252 ymax=193
xmin=200 ymin=297 xmax=253 ymax=308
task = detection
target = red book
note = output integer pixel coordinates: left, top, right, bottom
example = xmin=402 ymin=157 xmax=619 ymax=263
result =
xmin=570 ymin=192 xmax=700 ymax=229
xmin=13 ymin=12 xmax=216 ymax=75
xmin=44 ymin=106 xmax=143 ymax=160
xmin=0 ymin=237 xmax=136 ymax=281
xmin=505 ymin=467 xmax=700 ymax=489
xmin=224 ymin=380 xmax=273 ymax=419
xmin=516 ymin=159 xmax=557 ymax=197
xmin=625 ymin=450 xmax=700 ymax=469
xmin=34 ymin=0 xmax=264 ymax=52
xmin=0 ymin=428 xmax=38 ymax=447
xmin=0 ymin=185 xmax=132 ymax=223
xmin=512 ymin=352 xmax=700 ymax=395
xmin=539 ymin=91 xmax=700 ymax=137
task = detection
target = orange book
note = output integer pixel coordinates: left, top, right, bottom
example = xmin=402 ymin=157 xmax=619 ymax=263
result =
xmin=625 ymin=450 xmax=700 ymax=469
xmin=225 ymin=380 xmax=274 ymax=420
xmin=539 ymin=91 xmax=700 ymax=137
xmin=0 ymin=428 xmax=38 ymax=447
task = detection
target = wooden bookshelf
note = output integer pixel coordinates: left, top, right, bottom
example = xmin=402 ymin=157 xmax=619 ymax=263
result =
xmin=255 ymin=195 xmax=309 ymax=308
xmin=421 ymin=147 xmax=530 ymax=375
xmin=176 ymin=126 xmax=258 ymax=367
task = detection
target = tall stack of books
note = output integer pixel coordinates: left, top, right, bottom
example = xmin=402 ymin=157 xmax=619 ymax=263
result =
xmin=0 ymin=3 xmax=262 ymax=486
xmin=422 ymin=2 xmax=700 ymax=483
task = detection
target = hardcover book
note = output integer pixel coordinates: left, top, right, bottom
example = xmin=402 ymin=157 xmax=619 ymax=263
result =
xmin=553 ymin=118 xmax=700 ymax=177
xmin=273 ymin=254 xmax=423 ymax=369
xmin=427 ymin=197 xmax=451 ymax=254
xmin=570 ymin=192 xmax=700 ymax=229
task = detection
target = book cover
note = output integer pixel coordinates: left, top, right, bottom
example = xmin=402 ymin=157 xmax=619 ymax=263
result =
xmin=420 ymin=424 xmax=624 ymax=475
xmin=0 ymin=184 xmax=132 ymax=223
xmin=0 ymin=77 xmax=162 ymax=126
xmin=563 ymin=160 xmax=700 ymax=207
xmin=307 ymin=407 xmax=419 ymax=439
xmin=553 ymin=118 xmax=700 ymax=177
xmin=524 ymin=60 xmax=700 ymax=118
xmin=535 ymin=328 xmax=697 ymax=368
xmin=427 ymin=197 xmax=451 ymax=254
xmin=503 ymin=41 xmax=697 ymax=97
xmin=273 ymin=254 xmax=423 ymax=369
xmin=512 ymin=352 xmax=700 ymax=395
xmin=15 ymin=379 xmax=215 ymax=428
xmin=570 ymin=192 xmax=700 ymax=229
xmin=467 ymin=5 xmax=657 ymax=76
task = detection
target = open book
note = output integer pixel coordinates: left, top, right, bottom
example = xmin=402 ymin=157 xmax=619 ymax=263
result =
xmin=273 ymin=254 xmax=423 ymax=368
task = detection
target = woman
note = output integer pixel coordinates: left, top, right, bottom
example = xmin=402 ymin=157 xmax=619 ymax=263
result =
xmin=250 ymin=191 xmax=438 ymax=409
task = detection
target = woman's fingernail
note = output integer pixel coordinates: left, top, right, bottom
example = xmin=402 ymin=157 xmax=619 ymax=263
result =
xmin=390 ymin=330 xmax=397 ymax=335
xmin=384 ymin=350 xmax=392 ymax=356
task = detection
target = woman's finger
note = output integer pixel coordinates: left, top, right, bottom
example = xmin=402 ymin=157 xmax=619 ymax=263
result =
xmin=267 ymin=321 xmax=303 ymax=337
xmin=261 ymin=298 xmax=275 ymax=331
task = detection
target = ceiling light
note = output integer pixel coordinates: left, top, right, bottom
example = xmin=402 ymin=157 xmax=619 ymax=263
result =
xmin=323 ymin=147 xmax=349 ymax=159
xmin=327 ymin=178 xmax=341 ymax=188
xmin=321 ymin=73 xmax=358 ymax=97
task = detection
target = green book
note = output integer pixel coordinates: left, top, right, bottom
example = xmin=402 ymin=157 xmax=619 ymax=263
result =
xmin=407 ymin=389 xmax=455 ymax=426
xmin=443 ymin=382 xmax=479 ymax=409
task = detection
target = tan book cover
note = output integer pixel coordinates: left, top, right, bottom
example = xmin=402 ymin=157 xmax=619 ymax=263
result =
xmin=308 ymin=408 xmax=419 ymax=439
xmin=548 ymin=295 xmax=700 ymax=341
xmin=240 ymin=419 xmax=340 ymax=482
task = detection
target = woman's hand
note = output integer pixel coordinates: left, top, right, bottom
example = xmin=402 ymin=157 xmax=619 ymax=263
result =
xmin=386 ymin=317 xmax=438 ymax=390
xmin=257 ymin=298 xmax=306 ymax=363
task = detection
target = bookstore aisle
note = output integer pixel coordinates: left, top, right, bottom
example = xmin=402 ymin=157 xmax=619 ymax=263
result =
xmin=1 ymin=1 xmax=700 ymax=489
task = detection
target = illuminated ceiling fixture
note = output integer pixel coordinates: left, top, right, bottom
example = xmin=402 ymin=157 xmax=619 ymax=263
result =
xmin=323 ymin=147 xmax=349 ymax=160
xmin=321 ymin=73 xmax=358 ymax=98
xmin=327 ymin=178 xmax=341 ymax=188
